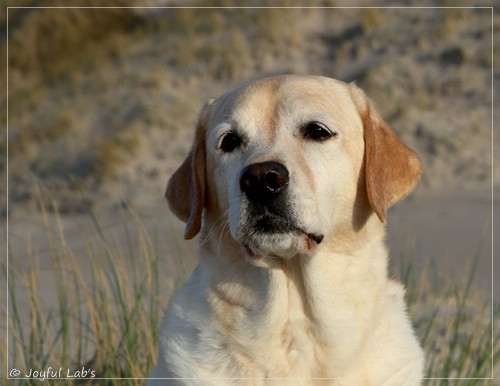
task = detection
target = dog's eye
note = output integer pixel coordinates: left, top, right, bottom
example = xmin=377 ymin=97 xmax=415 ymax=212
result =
xmin=301 ymin=122 xmax=336 ymax=142
xmin=219 ymin=131 xmax=243 ymax=153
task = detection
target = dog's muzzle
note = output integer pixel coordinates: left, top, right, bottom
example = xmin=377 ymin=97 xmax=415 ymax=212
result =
xmin=239 ymin=161 xmax=323 ymax=249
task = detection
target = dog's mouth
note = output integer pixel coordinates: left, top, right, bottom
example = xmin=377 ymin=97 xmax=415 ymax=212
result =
xmin=240 ymin=214 xmax=323 ymax=261
xmin=253 ymin=216 xmax=324 ymax=245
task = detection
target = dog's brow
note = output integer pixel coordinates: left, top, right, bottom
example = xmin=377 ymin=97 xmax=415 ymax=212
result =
xmin=210 ymin=119 xmax=246 ymax=148
xmin=215 ymin=117 xmax=241 ymax=134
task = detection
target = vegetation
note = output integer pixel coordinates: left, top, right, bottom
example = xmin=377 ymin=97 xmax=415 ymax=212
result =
xmin=5 ymin=191 xmax=192 ymax=385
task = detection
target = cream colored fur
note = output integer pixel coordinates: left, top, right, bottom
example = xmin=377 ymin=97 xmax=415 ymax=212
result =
xmin=148 ymin=75 xmax=424 ymax=385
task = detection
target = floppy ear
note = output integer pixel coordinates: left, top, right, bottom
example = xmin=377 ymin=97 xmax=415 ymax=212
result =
xmin=349 ymin=84 xmax=422 ymax=223
xmin=166 ymin=99 xmax=214 ymax=239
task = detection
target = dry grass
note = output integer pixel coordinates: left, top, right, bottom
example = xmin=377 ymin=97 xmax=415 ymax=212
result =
xmin=7 ymin=5 xmax=141 ymax=78
xmin=399 ymin=252 xmax=499 ymax=384
xmin=94 ymin=129 xmax=142 ymax=178
xmin=9 ymin=110 xmax=75 ymax=157
xmin=5 ymin=190 xmax=189 ymax=384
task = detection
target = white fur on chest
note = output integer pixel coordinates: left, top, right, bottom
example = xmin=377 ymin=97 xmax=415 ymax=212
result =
xmin=150 ymin=243 xmax=423 ymax=385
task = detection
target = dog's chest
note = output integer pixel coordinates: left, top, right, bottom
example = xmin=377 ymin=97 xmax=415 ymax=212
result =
xmin=206 ymin=266 xmax=326 ymax=378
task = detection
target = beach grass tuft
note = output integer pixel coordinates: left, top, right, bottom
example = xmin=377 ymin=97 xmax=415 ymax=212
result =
xmin=5 ymin=193 xmax=186 ymax=384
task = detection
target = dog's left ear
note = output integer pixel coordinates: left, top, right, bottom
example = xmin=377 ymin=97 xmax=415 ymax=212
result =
xmin=349 ymin=84 xmax=422 ymax=223
xmin=166 ymin=99 xmax=214 ymax=239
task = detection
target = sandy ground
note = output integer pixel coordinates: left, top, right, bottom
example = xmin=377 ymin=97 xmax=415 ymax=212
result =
xmin=388 ymin=185 xmax=497 ymax=302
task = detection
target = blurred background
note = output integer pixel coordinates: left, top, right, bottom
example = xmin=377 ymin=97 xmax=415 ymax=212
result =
xmin=4 ymin=0 xmax=497 ymax=289
xmin=2 ymin=0 xmax=498 ymax=381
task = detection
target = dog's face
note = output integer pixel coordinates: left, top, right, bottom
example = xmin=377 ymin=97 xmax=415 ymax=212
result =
xmin=166 ymin=75 xmax=422 ymax=265
xmin=206 ymin=77 xmax=366 ymax=261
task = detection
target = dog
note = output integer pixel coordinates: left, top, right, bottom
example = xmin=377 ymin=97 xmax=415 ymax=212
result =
xmin=148 ymin=75 xmax=424 ymax=385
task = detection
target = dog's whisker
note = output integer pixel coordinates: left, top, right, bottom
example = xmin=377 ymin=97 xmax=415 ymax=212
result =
xmin=199 ymin=209 xmax=230 ymax=247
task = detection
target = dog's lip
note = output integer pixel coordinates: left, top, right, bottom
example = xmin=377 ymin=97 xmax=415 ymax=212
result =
xmin=246 ymin=214 xmax=324 ymax=245
xmin=240 ymin=213 xmax=324 ymax=260
xmin=243 ymin=230 xmax=323 ymax=262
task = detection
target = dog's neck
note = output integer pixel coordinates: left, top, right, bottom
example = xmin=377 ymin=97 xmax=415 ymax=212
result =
xmin=196 ymin=216 xmax=389 ymax=375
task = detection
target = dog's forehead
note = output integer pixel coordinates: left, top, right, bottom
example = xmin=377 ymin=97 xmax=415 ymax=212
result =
xmin=210 ymin=76 xmax=360 ymax=134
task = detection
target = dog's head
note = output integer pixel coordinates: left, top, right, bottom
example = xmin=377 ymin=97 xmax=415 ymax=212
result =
xmin=166 ymin=75 xmax=422 ymax=264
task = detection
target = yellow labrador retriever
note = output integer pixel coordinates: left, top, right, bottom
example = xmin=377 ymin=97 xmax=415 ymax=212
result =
xmin=149 ymin=75 xmax=424 ymax=385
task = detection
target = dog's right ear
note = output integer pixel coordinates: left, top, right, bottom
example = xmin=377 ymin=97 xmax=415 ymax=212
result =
xmin=166 ymin=99 xmax=214 ymax=240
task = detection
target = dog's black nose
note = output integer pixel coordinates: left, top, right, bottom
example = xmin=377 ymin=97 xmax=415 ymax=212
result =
xmin=240 ymin=161 xmax=289 ymax=202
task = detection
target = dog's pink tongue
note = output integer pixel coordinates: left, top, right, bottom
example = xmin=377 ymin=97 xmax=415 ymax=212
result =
xmin=307 ymin=233 xmax=323 ymax=244
xmin=304 ymin=233 xmax=324 ymax=253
